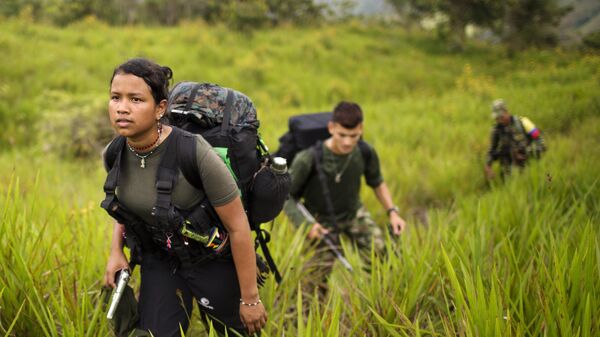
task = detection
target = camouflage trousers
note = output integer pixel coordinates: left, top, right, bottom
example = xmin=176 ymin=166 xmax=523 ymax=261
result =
xmin=301 ymin=207 xmax=384 ymax=301
xmin=326 ymin=207 xmax=385 ymax=252
xmin=499 ymin=155 xmax=526 ymax=179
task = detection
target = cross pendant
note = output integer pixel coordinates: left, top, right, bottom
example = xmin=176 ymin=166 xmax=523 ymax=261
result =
xmin=335 ymin=173 xmax=341 ymax=183
xmin=140 ymin=158 xmax=146 ymax=168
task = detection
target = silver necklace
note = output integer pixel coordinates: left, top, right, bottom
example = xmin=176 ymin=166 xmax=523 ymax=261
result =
xmin=126 ymin=143 xmax=156 ymax=168
xmin=334 ymin=151 xmax=354 ymax=183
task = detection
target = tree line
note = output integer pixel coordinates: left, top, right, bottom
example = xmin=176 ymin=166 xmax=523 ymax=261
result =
xmin=0 ymin=0 xmax=326 ymax=28
xmin=386 ymin=0 xmax=572 ymax=51
xmin=1 ymin=0 xmax=573 ymax=51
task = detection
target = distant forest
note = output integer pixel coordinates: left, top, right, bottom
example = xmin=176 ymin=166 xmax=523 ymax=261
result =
xmin=1 ymin=0 xmax=598 ymax=50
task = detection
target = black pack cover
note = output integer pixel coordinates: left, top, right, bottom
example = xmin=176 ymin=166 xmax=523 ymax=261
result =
xmin=249 ymin=166 xmax=291 ymax=224
xmin=275 ymin=112 xmax=332 ymax=163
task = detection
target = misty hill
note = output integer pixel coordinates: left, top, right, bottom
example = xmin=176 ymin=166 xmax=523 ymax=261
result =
xmin=322 ymin=0 xmax=600 ymax=43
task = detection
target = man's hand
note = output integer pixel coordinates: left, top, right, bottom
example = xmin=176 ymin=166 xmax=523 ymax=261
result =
xmin=484 ymin=165 xmax=495 ymax=180
xmin=389 ymin=212 xmax=407 ymax=236
xmin=239 ymin=300 xmax=267 ymax=334
xmin=104 ymin=250 xmax=129 ymax=288
xmin=307 ymin=222 xmax=330 ymax=240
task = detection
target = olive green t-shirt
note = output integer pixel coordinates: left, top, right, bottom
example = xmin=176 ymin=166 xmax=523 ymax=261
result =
xmin=286 ymin=142 xmax=383 ymax=226
xmin=104 ymin=133 xmax=239 ymax=226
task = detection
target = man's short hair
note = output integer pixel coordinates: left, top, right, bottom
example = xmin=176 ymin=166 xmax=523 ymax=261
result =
xmin=332 ymin=101 xmax=363 ymax=128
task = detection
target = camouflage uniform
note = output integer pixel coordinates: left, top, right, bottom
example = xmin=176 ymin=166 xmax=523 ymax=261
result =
xmin=486 ymin=100 xmax=546 ymax=177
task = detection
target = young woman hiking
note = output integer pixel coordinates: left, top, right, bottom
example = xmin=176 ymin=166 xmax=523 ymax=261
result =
xmin=102 ymin=58 xmax=266 ymax=336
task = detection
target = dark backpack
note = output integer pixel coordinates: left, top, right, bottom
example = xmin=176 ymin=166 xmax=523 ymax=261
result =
xmin=274 ymin=111 xmax=373 ymax=174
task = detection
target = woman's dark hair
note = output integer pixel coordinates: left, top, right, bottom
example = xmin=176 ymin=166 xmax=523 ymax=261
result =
xmin=332 ymin=101 xmax=363 ymax=128
xmin=110 ymin=58 xmax=173 ymax=104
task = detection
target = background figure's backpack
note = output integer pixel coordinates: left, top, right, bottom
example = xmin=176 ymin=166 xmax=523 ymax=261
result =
xmin=274 ymin=111 xmax=372 ymax=170
xmin=168 ymin=82 xmax=290 ymax=282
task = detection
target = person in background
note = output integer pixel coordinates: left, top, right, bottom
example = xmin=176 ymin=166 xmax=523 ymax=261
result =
xmin=484 ymin=99 xmax=546 ymax=180
xmin=283 ymin=101 xmax=407 ymax=296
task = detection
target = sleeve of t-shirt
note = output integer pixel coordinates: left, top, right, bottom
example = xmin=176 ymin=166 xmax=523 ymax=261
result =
xmin=194 ymin=136 xmax=240 ymax=207
xmin=285 ymin=148 xmax=315 ymax=227
xmin=364 ymin=145 xmax=384 ymax=188
xmin=288 ymin=148 xmax=315 ymax=198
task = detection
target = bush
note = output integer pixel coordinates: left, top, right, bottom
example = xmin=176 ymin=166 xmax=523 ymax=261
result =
xmin=582 ymin=30 xmax=600 ymax=50
xmin=39 ymin=93 xmax=115 ymax=159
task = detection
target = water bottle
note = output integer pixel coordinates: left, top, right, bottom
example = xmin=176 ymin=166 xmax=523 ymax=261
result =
xmin=271 ymin=157 xmax=288 ymax=174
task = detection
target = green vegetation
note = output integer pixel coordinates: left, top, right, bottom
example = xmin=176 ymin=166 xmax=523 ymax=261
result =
xmin=1 ymin=18 xmax=599 ymax=336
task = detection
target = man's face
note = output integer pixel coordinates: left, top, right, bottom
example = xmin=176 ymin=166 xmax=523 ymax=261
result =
xmin=327 ymin=122 xmax=363 ymax=155
xmin=495 ymin=111 xmax=511 ymax=126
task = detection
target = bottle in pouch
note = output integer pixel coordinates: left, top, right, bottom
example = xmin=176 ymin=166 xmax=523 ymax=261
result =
xmin=248 ymin=156 xmax=291 ymax=224
xmin=271 ymin=157 xmax=288 ymax=174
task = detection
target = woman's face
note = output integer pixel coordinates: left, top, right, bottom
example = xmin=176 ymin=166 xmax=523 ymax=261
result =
xmin=108 ymin=73 xmax=165 ymax=140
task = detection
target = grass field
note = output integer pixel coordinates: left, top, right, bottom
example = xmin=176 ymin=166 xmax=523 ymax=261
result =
xmin=1 ymin=17 xmax=599 ymax=336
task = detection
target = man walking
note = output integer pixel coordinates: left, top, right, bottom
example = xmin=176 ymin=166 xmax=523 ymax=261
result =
xmin=484 ymin=99 xmax=546 ymax=180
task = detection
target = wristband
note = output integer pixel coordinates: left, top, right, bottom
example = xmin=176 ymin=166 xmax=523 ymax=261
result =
xmin=386 ymin=206 xmax=400 ymax=216
xmin=240 ymin=298 xmax=262 ymax=306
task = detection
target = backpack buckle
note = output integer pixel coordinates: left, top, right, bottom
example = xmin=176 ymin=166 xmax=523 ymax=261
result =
xmin=156 ymin=180 xmax=173 ymax=193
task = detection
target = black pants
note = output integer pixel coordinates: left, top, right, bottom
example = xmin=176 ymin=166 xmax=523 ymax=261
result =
xmin=138 ymin=253 xmax=247 ymax=337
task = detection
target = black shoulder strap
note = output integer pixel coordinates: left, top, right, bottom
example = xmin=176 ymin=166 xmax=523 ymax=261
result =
xmin=221 ymin=89 xmax=235 ymax=135
xmin=157 ymin=128 xmax=200 ymax=266
xmin=176 ymin=128 xmax=204 ymax=191
xmin=313 ymin=141 xmax=338 ymax=230
xmin=101 ymin=136 xmax=126 ymax=210
xmin=104 ymin=136 xmax=126 ymax=171
xmin=357 ymin=140 xmax=372 ymax=172
xmin=154 ymin=129 xmax=181 ymax=216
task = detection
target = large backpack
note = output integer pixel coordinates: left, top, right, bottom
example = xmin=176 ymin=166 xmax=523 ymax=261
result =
xmin=167 ymin=82 xmax=290 ymax=282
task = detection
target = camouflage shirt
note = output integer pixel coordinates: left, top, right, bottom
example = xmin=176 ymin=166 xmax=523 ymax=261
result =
xmin=486 ymin=115 xmax=546 ymax=166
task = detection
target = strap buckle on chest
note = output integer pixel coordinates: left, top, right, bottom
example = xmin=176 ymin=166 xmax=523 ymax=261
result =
xmin=156 ymin=180 xmax=173 ymax=193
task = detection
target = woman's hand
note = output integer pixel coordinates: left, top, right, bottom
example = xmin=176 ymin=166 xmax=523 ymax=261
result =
xmin=104 ymin=249 xmax=129 ymax=288
xmin=239 ymin=301 xmax=267 ymax=334
xmin=214 ymin=197 xmax=267 ymax=334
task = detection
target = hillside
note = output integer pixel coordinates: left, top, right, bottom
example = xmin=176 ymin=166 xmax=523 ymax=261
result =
xmin=560 ymin=0 xmax=600 ymax=42
xmin=0 ymin=20 xmax=599 ymax=336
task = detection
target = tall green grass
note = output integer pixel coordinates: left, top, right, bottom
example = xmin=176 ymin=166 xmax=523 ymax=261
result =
xmin=1 ymin=18 xmax=599 ymax=336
